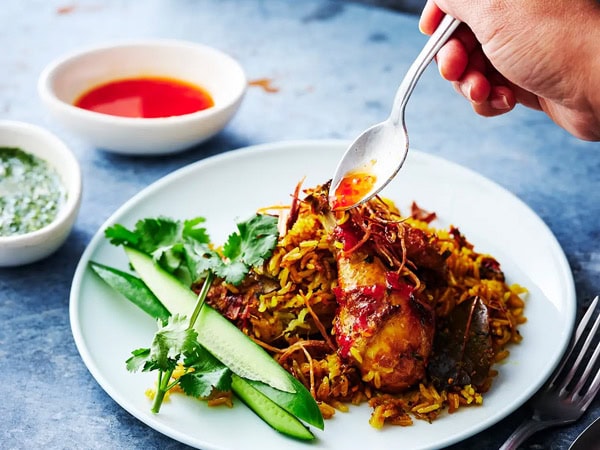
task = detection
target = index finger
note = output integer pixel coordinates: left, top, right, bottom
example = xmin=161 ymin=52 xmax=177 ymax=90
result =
xmin=419 ymin=0 xmax=445 ymax=35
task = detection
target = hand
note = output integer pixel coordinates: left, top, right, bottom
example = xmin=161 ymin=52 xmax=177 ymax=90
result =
xmin=419 ymin=0 xmax=600 ymax=141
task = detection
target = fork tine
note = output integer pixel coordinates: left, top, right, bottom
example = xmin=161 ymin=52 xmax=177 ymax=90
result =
xmin=548 ymin=296 xmax=599 ymax=390
xmin=561 ymin=298 xmax=600 ymax=394
xmin=579 ymin=342 xmax=600 ymax=410
xmin=570 ymin=307 xmax=600 ymax=393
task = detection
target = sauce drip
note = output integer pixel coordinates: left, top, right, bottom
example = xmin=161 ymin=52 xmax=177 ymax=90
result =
xmin=331 ymin=170 xmax=377 ymax=210
xmin=0 ymin=147 xmax=67 ymax=236
xmin=248 ymin=78 xmax=279 ymax=93
xmin=74 ymin=76 xmax=214 ymax=118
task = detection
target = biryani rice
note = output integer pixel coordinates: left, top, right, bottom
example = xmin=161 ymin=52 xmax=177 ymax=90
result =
xmin=206 ymin=188 xmax=527 ymax=428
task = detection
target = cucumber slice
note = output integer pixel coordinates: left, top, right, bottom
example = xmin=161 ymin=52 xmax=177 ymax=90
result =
xmin=231 ymin=374 xmax=315 ymax=441
xmin=92 ymin=250 xmax=324 ymax=429
xmin=123 ymin=247 xmax=196 ymax=316
xmin=124 ymin=246 xmax=296 ymax=394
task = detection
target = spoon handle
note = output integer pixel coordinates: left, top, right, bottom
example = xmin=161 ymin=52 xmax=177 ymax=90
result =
xmin=390 ymin=14 xmax=461 ymax=126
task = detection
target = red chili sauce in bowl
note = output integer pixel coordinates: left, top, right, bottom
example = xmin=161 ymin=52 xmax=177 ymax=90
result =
xmin=74 ymin=76 xmax=214 ymax=118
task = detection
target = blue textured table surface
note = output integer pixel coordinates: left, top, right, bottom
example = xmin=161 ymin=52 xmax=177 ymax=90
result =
xmin=1 ymin=1 xmax=598 ymax=449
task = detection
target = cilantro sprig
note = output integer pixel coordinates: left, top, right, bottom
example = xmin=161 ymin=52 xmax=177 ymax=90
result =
xmin=215 ymin=214 xmax=279 ymax=284
xmin=126 ymin=309 xmax=232 ymax=412
xmin=105 ymin=214 xmax=278 ymax=286
xmin=106 ymin=213 xmax=279 ymax=412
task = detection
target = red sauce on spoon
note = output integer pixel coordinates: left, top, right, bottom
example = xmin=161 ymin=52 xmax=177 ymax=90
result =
xmin=331 ymin=170 xmax=377 ymax=210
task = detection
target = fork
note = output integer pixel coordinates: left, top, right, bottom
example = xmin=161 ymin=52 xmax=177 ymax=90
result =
xmin=499 ymin=295 xmax=600 ymax=450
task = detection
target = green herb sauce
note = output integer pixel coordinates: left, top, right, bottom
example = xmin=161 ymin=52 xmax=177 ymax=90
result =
xmin=0 ymin=147 xmax=67 ymax=236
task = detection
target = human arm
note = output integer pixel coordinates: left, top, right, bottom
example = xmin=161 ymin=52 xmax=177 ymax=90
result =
xmin=419 ymin=0 xmax=600 ymax=141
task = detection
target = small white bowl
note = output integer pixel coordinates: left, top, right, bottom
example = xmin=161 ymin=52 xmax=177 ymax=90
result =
xmin=37 ymin=39 xmax=247 ymax=155
xmin=0 ymin=120 xmax=82 ymax=267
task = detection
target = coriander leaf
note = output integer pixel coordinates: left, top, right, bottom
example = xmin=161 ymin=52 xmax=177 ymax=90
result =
xmin=105 ymin=223 xmax=140 ymax=247
xmin=214 ymin=260 xmax=248 ymax=286
xmin=238 ymin=214 xmax=279 ymax=266
xmin=218 ymin=214 xmax=279 ymax=285
xmin=183 ymin=217 xmax=211 ymax=243
xmin=105 ymin=216 xmax=214 ymax=285
xmin=179 ymin=344 xmax=232 ymax=398
xmin=153 ymin=241 xmax=185 ymax=273
xmin=223 ymin=214 xmax=279 ymax=267
xmin=126 ymin=347 xmax=151 ymax=372
xmin=222 ymin=232 xmax=242 ymax=261
xmin=149 ymin=315 xmax=198 ymax=371
xmin=179 ymin=367 xmax=232 ymax=398
xmin=125 ymin=316 xmax=197 ymax=374
xmin=105 ymin=214 xmax=278 ymax=287
xmin=140 ymin=217 xmax=180 ymax=248
xmin=135 ymin=217 xmax=183 ymax=253
xmin=183 ymin=240 xmax=222 ymax=279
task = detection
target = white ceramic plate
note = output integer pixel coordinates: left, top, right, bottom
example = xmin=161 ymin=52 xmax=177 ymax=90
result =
xmin=70 ymin=140 xmax=576 ymax=450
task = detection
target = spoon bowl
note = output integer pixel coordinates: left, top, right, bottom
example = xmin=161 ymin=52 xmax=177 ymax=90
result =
xmin=329 ymin=119 xmax=408 ymax=210
xmin=329 ymin=15 xmax=460 ymax=210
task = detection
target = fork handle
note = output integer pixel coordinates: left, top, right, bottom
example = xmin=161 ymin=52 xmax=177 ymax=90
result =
xmin=499 ymin=418 xmax=560 ymax=450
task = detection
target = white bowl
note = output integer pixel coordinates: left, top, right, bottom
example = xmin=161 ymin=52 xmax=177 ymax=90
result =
xmin=37 ymin=39 xmax=247 ymax=155
xmin=0 ymin=120 xmax=82 ymax=267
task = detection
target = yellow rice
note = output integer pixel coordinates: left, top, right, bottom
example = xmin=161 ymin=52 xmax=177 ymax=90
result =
xmin=208 ymin=190 xmax=527 ymax=428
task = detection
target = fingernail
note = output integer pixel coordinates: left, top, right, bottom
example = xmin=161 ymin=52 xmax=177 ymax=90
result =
xmin=460 ymin=82 xmax=472 ymax=100
xmin=490 ymin=93 xmax=510 ymax=110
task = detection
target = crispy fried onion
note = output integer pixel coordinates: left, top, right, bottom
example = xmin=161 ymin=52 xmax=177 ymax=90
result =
xmin=344 ymin=196 xmax=421 ymax=288
xmin=277 ymin=340 xmax=332 ymax=397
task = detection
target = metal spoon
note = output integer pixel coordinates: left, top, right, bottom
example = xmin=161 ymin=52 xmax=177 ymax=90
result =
xmin=329 ymin=15 xmax=460 ymax=210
